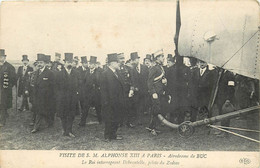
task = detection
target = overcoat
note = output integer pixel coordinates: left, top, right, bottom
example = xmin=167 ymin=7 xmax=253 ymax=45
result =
xmin=34 ymin=67 xmax=54 ymax=116
xmin=56 ymin=68 xmax=79 ymax=118
xmin=17 ymin=65 xmax=33 ymax=97
xmin=100 ymin=67 xmax=125 ymax=123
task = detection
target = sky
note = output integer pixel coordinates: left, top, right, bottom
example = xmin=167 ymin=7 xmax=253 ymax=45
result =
xmin=0 ymin=1 xmax=177 ymax=64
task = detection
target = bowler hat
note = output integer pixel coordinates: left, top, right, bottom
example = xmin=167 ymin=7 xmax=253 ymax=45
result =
xmin=89 ymin=56 xmax=97 ymax=64
xmin=130 ymin=52 xmax=140 ymax=60
xmin=0 ymin=49 xmax=6 ymax=57
xmin=22 ymin=55 xmax=29 ymax=61
xmin=64 ymin=53 xmax=73 ymax=62
xmin=81 ymin=56 xmax=88 ymax=63
xmin=36 ymin=53 xmax=47 ymax=62
xmin=107 ymin=53 xmax=118 ymax=63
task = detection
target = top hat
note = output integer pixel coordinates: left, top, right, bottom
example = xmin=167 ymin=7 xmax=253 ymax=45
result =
xmin=89 ymin=56 xmax=97 ymax=64
xmin=0 ymin=49 xmax=6 ymax=57
xmin=55 ymin=52 xmax=61 ymax=58
xmin=117 ymin=53 xmax=124 ymax=59
xmin=22 ymin=55 xmax=29 ymax=61
xmin=64 ymin=53 xmax=73 ymax=62
xmin=107 ymin=53 xmax=118 ymax=63
xmin=144 ymin=54 xmax=152 ymax=61
xmin=45 ymin=55 xmax=51 ymax=63
xmin=81 ymin=56 xmax=88 ymax=63
xmin=36 ymin=53 xmax=47 ymax=62
xmin=130 ymin=52 xmax=140 ymax=60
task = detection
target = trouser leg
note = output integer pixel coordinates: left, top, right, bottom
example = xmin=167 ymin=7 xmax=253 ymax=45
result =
xmin=111 ymin=122 xmax=119 ymax=139
xmin=148 ymin=98 xmax=160 ymax=129
xmin=95 ymin=104 xmax=102 ymax=123
xmin=67 ymin=115 xmax=75 ymax=133
xmin=104 ymin=121 xmax=112 ymax=139
xmin=60 ymin=117 xmax=68 ymax=135
xmin=33 ymin=114 xmax=43 ymax=130
xmin=0 ymin=108 xmax=7 ymax=125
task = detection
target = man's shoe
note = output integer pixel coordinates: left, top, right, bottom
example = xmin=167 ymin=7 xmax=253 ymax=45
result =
xmin=18 ymin=108 xmax=22 ymax=112
xmin=31 ymin=129 xmax=38 ymax=133
xmin=126 ymin=123 xmax=135 ymax=128
xmin=150 ymin=129 xmax=158 ymax=136
xmin=68 ymin=132 xmax=76 ymax=138
xmin=29 ymin=122 xmax=34 ymax=126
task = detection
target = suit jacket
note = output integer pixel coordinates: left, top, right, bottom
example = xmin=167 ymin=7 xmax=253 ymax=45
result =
xmin=77 ymin=66 xmax=89 ymax=101
xmin=34 ymin=67 xmax=54 ymax=116
xmin=100 ymin=67 xmax=125 ymax=122
xmin=0 ymin=62 xmax=16 ymax=109
xmin=192 ymin=66 xmax=214 ymax=107
xmin=17 ymin=65 xmax=33 ymax=97
xmin=56 ymin=68 xmax=79 ymax=118
xmin=147 ymin=64 xmax=166 ymax=96
xmin=130 ymin=64 xmax=149 ymax=95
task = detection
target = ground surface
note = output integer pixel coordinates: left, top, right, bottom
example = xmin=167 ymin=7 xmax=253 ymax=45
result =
xmin=0 ymin=91 xmax=259 ymax=151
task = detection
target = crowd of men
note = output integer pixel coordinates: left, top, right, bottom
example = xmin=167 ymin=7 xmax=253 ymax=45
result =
xmin=0 ymin=48 xmax=259 ymax=141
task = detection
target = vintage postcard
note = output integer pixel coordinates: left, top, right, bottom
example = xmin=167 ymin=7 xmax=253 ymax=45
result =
xmin=0 ymin=0 xmax=259 ymax=167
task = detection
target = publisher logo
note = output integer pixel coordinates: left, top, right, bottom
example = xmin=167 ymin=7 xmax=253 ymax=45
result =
xmin=239 ymin=158 xmax=251 ymax=165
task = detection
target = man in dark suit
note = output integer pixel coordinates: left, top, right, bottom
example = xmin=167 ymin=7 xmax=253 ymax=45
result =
xmin=17 ymin=55 xmax=33 ymax=111
xmin=147 ymin=53 xmax=169 ymax=135
xmin=56 ymin=53 xmax=79 ymax=137
xmin=31 ymin=54 xmax=55 ymax=133
xmin=117 ymin=53 xmax=134 ymax=128
xmin=78 ymin=56 xmax=90 ymax=126
xmin=191 ymin=60 xmax=214 ymax=120
xmin=100 ymin=53 xmax=125 ymax=141
xmin=130 ymin=52 xmax=149 ymax=125
xmin=0 ymin=49 xmax=16 ymax=127
xmin=86 ymin=56 xmax=102 ymax=124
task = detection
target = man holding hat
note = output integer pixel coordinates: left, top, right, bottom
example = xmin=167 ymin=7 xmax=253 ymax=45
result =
xmin=17 ymin=55 xmax=33 ymax=111
xmin=56 ymin=53 xmax=79 ymax=137
xmin=147 ymin=53 xmax=169 ymax=135
xmin=130 ymin=52 xmax=149 ymax=126
xmin=0 ymin=49 xmax=16 ymax=127
xmin=100 ymin=53 xmax=125 ymax=141
xmin=31 ymin=54 xmax=55 ymax=133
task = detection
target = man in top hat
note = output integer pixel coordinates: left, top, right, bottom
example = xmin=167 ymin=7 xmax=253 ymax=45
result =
xmin=17 ymin=55 xmax=33 ymax=111
xmin=100 ymin=53 xmax=125 ymax=141
xmin=56 ymin=53 xmax=79 ymax=137
xmin=147 ymin=53 xmax=170 ymax=135
xmin=130 ymin=52 xmax=149 ymax=125
xmin=80 ymin=56 xmax=102 ymax=125
xmin=78 ymin=56 xmax=90 ymax=126
xmin=31 ymin=54 xmax=55 ymax=133
xmin=0 ymin=49 xmax=16 ymax=127
xmin=52 ymin=53 xmax=63 ymax=72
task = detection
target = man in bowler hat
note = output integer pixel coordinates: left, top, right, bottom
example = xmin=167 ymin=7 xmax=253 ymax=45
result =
xmin=100 ymin=53 xmax=125 ymax=141
xmin=17 ymin=55 xmax=33 ymax=111
xmin=31 ymin=54 xmax=55 ymax=133
xmin=56 ymin=53 xmax=79 ymax=137
xmin=0 ymin=49 xmax=16 ymax=127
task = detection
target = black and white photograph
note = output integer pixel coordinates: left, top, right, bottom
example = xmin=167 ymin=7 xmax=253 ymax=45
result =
xmin=0 ymin=0 xmax=259 ymax=167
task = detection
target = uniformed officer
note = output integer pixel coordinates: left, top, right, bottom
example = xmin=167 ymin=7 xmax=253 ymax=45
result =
xmin=147 ymin=53 xmax=169 ymax=135
xmin=17 ymin=55 xmax=33 ymax=111
xmin=0 ymin=49 xmax=16 ymax=127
